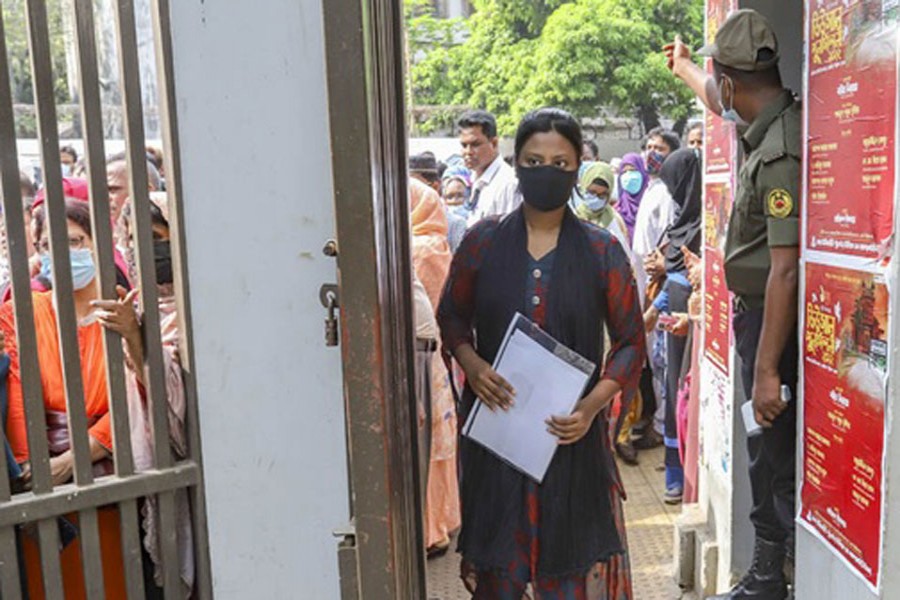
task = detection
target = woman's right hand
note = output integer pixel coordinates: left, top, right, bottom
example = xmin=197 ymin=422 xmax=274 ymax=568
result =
xmin=644 ymin=249 xmax=665 ymax=280
xmin=643 ymin=306 xmax=660 ymax=333
xmin=465 ymin=356 xmax=515 ymax=412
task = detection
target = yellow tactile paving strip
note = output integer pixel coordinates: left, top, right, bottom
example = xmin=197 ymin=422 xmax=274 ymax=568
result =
xmin=427 ymin=446 xmax=695 ymax=599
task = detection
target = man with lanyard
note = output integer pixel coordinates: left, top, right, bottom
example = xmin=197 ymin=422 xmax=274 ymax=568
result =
xmin=666 ymin=9 xmax=800 ymax=600
xmin=456 ymin=109 xmax=521 ymax=227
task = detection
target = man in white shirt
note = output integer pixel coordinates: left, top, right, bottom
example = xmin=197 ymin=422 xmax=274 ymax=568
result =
xmin=631 ymin=170 xmax=675 ymax=450
xmin=457 ymin=110 xmax=521 ymax=226
xmin=632 ymin=177 xmax=675 ymax=303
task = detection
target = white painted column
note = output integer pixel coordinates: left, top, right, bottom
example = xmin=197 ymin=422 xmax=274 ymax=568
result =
xmin=168 ymin=2 xmax=347 ymax=597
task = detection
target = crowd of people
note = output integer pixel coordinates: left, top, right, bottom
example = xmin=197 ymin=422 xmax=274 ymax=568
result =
xmin=3 ymin=147 xmax=193 ymax=598
xmin=410 ymin=9 xmax=798 ymax=600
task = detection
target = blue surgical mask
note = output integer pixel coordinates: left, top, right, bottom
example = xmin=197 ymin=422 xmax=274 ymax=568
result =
xmin=620 ymin=170 xmax=644 ymax=195
xmin=61 ymin=164 xmax=72 ymax=177
xmin=70 ymin=249 xmax=97 ymax=290
xmin=42 ymin=248 xmax=97 ymax=290
xmin=719 ymin=77 xmax=748 ymax=127
xmin=39 ymin=253 xmax=52 ymax=279
xmin=451 ymin=204 xmax=471 ymax=219
xmin=583 ymin=192 xmax=609 ymax=212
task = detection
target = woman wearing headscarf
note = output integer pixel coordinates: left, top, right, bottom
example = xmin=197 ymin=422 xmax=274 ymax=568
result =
xmin=630 ymin=149 xmax=677 ymax=455
xmin=439 ymin=108 xmax=644 ymax=599
xmin=644 ymin=149 xmax=702 ymax=504
xmin=96 ymin=191 xmax=194 ymax=597
xmin=576 ymin=161 xmax=629 ymax=250
xmin=440 ymin=166 xmax=473 ymax=253
xmin=614 ymin=153 xmax=649 ymax=242
xmin=409 ymin=179 xmax=462 ymax=557
xmin=578 ymin=162 xmax=643 ymax=465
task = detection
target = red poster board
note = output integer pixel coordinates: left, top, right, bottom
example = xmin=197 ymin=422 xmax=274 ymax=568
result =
xmin=704 ymin=0 xmax=738 ymax=178
xmin=800 ymin=263 xmax=887 ymax=588
xmin=703 ymin=182 xmax=732 ymax=373
xmin=806 ymin=0 xmax=897 ymax=258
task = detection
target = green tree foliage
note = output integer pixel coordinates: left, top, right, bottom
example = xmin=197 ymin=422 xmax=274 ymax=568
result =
xmin=407 ymin=0 xmax=703 ymax=135
xmin=2 ymin=0 xmax=70 ymax=105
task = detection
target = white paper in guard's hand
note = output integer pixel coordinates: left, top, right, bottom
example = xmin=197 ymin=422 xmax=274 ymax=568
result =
xmin=742 ymin=400 xmax=762 ymax=437
xmin=463 ymin=328 xmax=591 ymax=482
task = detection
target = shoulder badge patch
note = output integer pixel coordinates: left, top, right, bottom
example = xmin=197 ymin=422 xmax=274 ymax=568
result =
xmin=767 ymin=188 xmax=793 ymax=219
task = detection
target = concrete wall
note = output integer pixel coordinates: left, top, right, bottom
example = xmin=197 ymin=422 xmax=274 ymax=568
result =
xmin=169 ymin=1 xmax=347 ymax=597
xmin=741 ymin=0 xmax=803 ymax=93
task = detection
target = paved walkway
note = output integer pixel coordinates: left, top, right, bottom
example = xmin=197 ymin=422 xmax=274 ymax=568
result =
xmin=427 ymin=446 xmax=693 ymax=599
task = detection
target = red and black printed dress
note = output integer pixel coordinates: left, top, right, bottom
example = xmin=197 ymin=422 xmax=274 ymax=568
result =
xmin=438 ymin=207 xmax=644 ymax=600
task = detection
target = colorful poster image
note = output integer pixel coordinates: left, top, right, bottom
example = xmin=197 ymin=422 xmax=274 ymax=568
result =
xmin=800 ymin=262 xmax=888 ymax=589
xmin=703 ymin=182 xmax=732 ymax=373
xmin=704 ymin=0 xmax=738 ymax=177
xmin=806 ymin=1 xmax=898 ymax=258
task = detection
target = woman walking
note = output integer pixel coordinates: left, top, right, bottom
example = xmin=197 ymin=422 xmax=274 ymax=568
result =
xmin=438 ymin=108 xmax=644 ymax=599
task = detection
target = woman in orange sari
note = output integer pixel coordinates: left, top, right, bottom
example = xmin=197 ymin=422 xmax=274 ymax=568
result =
xmin=3 ymin=196 xmax=192 ymax=598
xmin=2 ymin=199 xmax=129 ymax=598
xmin=409 ymin=178 xmax=461 ymax=556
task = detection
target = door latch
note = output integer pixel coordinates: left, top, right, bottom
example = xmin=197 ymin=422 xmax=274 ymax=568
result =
xmin=321 ymin=239 xmax=340 ymax=347
xmin=320 ymin=284 xmax=340 ymax=347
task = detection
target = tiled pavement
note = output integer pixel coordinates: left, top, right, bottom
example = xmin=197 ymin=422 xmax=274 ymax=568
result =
xmin=426 ymin=446 xmax=696 ymax=599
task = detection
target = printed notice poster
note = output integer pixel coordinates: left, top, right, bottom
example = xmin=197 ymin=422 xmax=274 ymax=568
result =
xmin=806 ymin=1 xmax=898 ymax=258
xmin=700 ymin=359 xmax=732 ymax=481
xmin=800 ymin=262 xmax=888 ymax=588
xmin=704 ymin=0 xmax=738 ymax=176
xmin=703 ymin=182 xmax=732 ymax=372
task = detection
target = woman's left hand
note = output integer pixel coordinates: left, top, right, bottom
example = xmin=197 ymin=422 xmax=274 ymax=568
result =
xmin=547 ymin=405 xmax=598 ymax=445
xmin=663 ymin=312 xmax=690 ymax=336
xmin=93 ymin=286 xmax=141 ymax=342
xmin=49 ymin=452 xmax=74 ymax=486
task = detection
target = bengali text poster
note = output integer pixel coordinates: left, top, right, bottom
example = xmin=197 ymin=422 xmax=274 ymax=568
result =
xmin=704 ymin=0 xmax=738 ymax=177
xmin=806 ymin=0 xmax=898 ymax=258
xmin=800 ymin=262 xmax=888 ymax=588
xmin=703 ymin=182 xmax=732 ymax=373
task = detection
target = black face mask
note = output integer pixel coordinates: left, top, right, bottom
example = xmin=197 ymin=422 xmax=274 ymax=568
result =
xmin=154 ymin=240 xmax=173 ymax=285
xmin=516 ymin=165 xmax=578 ymax=212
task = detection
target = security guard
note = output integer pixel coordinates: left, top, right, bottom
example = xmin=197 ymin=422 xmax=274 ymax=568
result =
xmin=667 ymin=10 xmax=800 ymax=600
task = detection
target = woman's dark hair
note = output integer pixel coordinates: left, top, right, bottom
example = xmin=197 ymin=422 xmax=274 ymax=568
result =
xmin=34 ymin=198 xmax=93 ymax=245
xmin=514 ymin=108 xmax=583 ymax=161
xmin=149 ymin=201 xmax=168 ymax=229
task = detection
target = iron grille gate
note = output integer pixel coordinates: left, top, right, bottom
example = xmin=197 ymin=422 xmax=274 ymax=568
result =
xmin=0 ymin=1 xmax=211 ymax=598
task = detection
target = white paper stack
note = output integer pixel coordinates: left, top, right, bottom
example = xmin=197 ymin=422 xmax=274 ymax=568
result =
xmin=462 ymin=313 xmax=595 ymax=482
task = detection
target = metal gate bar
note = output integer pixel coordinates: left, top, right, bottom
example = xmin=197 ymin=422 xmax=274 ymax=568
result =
xmin=323 ymin=0 xmax=426 ymax=596
xmin=0 ymin=465 xmax=199 ymax=526
xmin=0 ymin=13 xmax=25 ymax=596
xmin=0 ymin=8 xmax=39 ymax=597
xmin=24 ymin=0 xmax=107 ymax=596
xmin=17 ymin=0 xmax=67 ymax=595
xmin=147 ymin=0 xmax=214 ymax=595
xmin=111 ymin=0 xmax=181 ymax=597
xmin=70 ymin=0 xmax=149 ymax=594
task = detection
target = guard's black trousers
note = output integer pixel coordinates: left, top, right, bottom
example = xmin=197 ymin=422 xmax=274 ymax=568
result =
xmin=733 ymin=307 xmax=798 ymax=548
